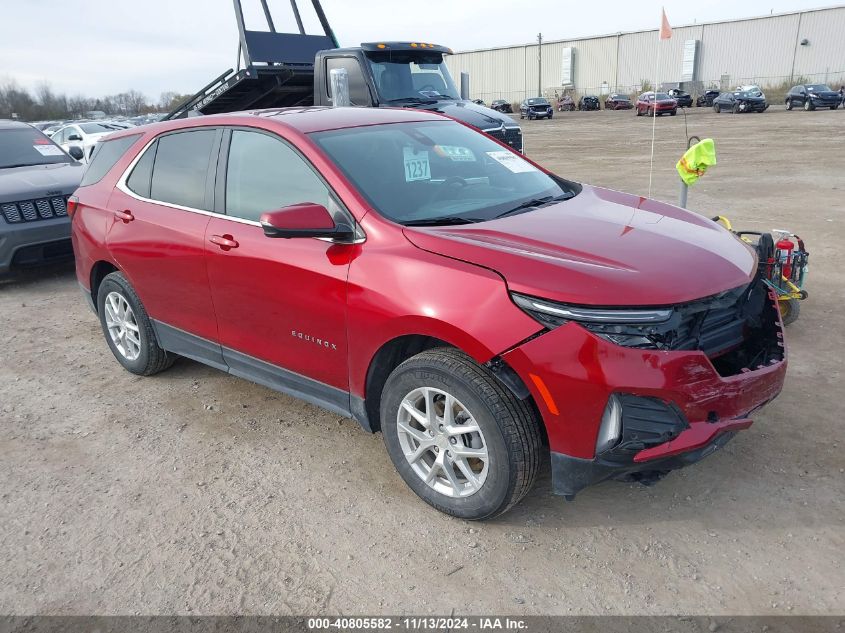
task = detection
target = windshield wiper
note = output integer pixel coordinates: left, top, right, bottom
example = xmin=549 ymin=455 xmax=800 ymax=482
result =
xmin=494 ymin=194 xmax=572 ymax=219
xmin=385 ymin=97 xmax=438 ymax=106
xmin=404 ymin=216 xmax=482 ymax=227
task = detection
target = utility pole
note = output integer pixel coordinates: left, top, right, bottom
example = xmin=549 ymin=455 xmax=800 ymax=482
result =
xmin=537 ymin=33 xmax=543 ymax=97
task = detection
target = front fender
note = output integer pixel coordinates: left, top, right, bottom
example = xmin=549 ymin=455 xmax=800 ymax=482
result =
xmin=346 ymin=222 xmax=541 ymax=397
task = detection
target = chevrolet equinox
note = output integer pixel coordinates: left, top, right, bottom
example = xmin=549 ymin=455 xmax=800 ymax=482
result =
xmin=72 ymin=107 xmax=786 ymax=519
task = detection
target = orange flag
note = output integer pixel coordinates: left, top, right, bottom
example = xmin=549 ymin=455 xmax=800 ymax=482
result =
xmin=660 ymin=8 xmax=673 ymax=39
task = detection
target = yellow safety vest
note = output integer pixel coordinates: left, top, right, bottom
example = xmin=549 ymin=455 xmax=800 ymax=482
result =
xmin=676 ymin=138 xmax=716 ymax=186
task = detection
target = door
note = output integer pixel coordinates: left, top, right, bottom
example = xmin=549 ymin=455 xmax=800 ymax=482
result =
xmin=205 ymin=128 xmax=354 ymax=397
xmin=107 ymin=128 xmax=223 ymax=366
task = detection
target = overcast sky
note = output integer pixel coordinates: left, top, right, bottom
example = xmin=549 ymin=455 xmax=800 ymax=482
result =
xmin=0 ymin=0 xmax=830 ymax=101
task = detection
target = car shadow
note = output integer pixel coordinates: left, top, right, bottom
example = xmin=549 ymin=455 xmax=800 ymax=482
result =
xmin=0 ymin=261 xmax=76 ymax=289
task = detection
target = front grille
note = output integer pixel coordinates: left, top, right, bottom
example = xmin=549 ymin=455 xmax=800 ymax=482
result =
xmin=1 ymin=196 xmax=71 ymax=224
xmin=484 ymin=126 xmax=523 ymax=152
xmin=581 ymin=279 xmax=784 ymax=376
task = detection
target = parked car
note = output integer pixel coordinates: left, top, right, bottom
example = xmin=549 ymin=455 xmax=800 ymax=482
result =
xmin=712 ymin=90 xmax=768 ymax=113
xmin=578 ymin=95 xmax=600 ymax=111
xmin=51 ymin=122 xmax=119 ymax=163
xmin=696 ymin=90 xmax=721 ymax=107
xmin=635 ymin=92 xmax=677 ymax=116
xmin=72 ymin=107 xmax=786 ymax=519
xmin=471 ymin=99 xmax=485 ymax=106
xmin=785 ymin=84 xmax=840 ymax=110
xmin=604 ymin=94 xmax=632 ymax=110
xmin=519 ymin=97 xmax=553 ymax=120
xmin=557 ymin=95 xmax=575 ymax=111
xmin=667 ymin=89 xmax=692 ymax=107
xmin=0 ymin=120 xmax=84 ymax=275
xmin=490 ymin=99 xmax=513 ymax=113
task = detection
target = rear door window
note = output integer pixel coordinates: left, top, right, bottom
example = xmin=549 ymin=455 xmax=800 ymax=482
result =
xmin=80 ymin=134 xmax=141 ymax=187
xmin=150 ymin=129 xmax=217 ymax=210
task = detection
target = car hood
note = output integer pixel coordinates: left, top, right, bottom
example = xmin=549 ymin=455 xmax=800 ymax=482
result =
xmin=415 ymin=99 xmax=519 ymax=130
xmin=810 ymin=91 xmax=839 ymax=98
xmin=402 ymin=185 xmax=757 ymax=306
xmin=0 ymin=162 xmax=84 ymax=203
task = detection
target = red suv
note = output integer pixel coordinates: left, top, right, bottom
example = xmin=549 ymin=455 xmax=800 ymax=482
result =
xmin=71 ymin=107 xmax=786 ymax=519
xmin=635 ymin=91 xmax=678 ymax=116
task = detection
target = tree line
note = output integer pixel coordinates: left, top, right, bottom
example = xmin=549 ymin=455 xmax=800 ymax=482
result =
xmin=0 ymin=81 xmax=192 ymax=121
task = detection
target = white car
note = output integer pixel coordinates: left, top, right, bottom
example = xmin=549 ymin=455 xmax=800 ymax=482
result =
xmin=736 ymin=84 xmax=765 ymax=99
xmin=50 ymin=122 xmax=119 ymax=163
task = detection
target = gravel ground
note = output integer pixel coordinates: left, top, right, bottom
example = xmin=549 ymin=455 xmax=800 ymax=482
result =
xmin=1 ymin=105 xmax=843 ymax=616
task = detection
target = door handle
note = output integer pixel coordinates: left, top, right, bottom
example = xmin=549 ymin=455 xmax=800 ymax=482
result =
xmin=114 ymin=209 xmax=134 ymax=223
xmin=209 ymin=234 xmax=239 ymax=250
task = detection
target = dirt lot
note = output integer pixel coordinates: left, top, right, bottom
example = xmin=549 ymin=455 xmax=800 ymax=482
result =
xmin=1 ymin=106 xmax=843 ymax=617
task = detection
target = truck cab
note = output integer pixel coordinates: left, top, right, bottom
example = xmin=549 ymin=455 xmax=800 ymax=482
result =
xmin=313 ymin=43 xmax=522 ymax=151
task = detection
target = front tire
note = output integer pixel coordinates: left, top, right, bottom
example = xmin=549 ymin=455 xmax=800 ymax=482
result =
xmin=380 ymin=348 xmax=541 ymax=520
xmin=714 ymin=103 xmax=721 ymax=113
xmin=804 ymin=99 xmax=814 ymax=111
xmin=97 ymin=271 xmax=175 ymax=376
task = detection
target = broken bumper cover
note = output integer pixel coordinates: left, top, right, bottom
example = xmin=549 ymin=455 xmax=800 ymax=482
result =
xmin=551 ymin=419 xmax=748 ymax=498
xmin=502 ymin=289 xmax=787 ymax=498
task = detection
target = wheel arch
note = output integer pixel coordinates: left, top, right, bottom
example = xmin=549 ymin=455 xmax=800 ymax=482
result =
xmin=89 ymin=259 xmax=121 ymax=312
xmin=354 ymin=329 xmax=541 ymax=438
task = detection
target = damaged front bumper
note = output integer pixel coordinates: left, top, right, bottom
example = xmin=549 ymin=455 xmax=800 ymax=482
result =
xmin=502 ymin=284 xmax=787 ymax=498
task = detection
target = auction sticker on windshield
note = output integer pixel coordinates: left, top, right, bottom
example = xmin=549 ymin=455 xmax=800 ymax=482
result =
xmin=404 ymin=147 xmax=430 ymax=182
xmin=33 ymin=145 xmax=65 ymax=157
xmin=486 ymin=150 xmax=537 ymax=173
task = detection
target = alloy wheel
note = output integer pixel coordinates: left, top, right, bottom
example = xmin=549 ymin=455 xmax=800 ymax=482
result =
xmin=396 ymin=387 xmax=489 ymax=498
xmin=104 ymin=291 xmax=141 ymax=361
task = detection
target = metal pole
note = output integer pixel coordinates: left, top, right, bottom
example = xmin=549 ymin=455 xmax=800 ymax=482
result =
xmin=259 ymin=0 xmax=276 ymax=32
xmin=679 ymin=181 xmax=688 ymax=208
xmin=289 ymin=0 xmax=305 ymax=34
xmin=537 ymin=33 xmax=543 ymax=97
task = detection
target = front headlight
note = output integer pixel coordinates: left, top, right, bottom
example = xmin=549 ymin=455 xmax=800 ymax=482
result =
xmin=511 ymin=292 xmax=673 ymax=348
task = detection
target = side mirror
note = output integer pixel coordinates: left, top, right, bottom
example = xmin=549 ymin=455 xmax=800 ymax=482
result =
xmin=68 ymin=134 xmax=83 ymax=141
xmin=67 ymin=146 xmax=84 ymax=160
xmin=260 ymin=203 xmax=354 ymax=241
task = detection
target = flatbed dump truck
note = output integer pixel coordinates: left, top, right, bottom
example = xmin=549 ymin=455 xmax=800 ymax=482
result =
xmin=165 ymin=0 xmax=523 ymax=152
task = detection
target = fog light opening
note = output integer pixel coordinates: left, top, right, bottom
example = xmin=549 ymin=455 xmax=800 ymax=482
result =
xmin=595 ymin=394 xmax=622 ymax=455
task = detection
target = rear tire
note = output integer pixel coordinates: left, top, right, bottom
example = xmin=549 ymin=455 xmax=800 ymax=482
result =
xmin=380 ymin=348 xmax=541 ymax=520
xmin=97 ymin=271 xmax=175 ymax=376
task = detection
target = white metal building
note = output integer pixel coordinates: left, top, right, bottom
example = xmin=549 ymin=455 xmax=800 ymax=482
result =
xmin=445 ymin=6 xmax=845 ymax=103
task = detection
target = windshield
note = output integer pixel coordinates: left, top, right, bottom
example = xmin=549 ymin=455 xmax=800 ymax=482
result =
xmin=0 ymin=128 xmax=72 ymax=169
xmin=366 ymin=51 xmax=460 ymax=102
xmin=611 ymin=95 xmax=629 ymax=100
xmin=736 ymin=91 xmax=758 ymax=98
xmin=655 ymin=93 xmax=671 ymax=100
xmin=527 ymin=98 xmax=549 ymax=105
xmin=805 ymin=84 xmax=831 ymax=92
xmin=79 ymin=122 xmax=117 ymax=134
xmin=311 ymin=120 xmax=578 ymax=226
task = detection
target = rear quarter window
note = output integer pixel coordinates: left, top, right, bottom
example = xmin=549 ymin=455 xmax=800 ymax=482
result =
xmin=80 ymin=134 xmax=141 ymax=187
